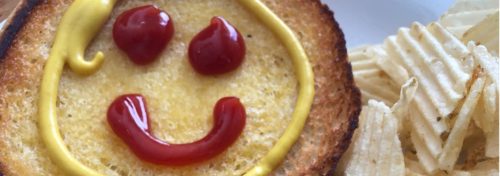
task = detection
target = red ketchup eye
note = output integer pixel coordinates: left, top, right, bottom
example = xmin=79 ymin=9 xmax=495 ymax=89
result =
xmin=113 ymin=5 xmax=174 ymax=65
xmin=107 ymin=94 xmax=246 ymax=165
xmin=188 ymin=17 xmax=246 ymax=75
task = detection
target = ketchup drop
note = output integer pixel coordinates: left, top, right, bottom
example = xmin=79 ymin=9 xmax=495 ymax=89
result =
xmin=113 ymin=5 xmax=174 ymax=65
xmin=188 ymin=17 xmax=246 ymax=75
xmin=107 ymin=94 xmax=246 ymax=165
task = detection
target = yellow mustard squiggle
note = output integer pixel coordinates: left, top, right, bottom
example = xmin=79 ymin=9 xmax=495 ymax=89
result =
xmin=38 ymin=0 xmax=117 ymax=175
xmin=238 ymin=0 xmax=315 ymax=175
xmin=40 ymin=0 xmax=313 ymax=175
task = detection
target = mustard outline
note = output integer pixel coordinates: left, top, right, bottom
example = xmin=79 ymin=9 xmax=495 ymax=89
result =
xmin=239 ymin=0 xmax=314 ymax=175
xmin=39 ymin=0 xmax=117 ymax=175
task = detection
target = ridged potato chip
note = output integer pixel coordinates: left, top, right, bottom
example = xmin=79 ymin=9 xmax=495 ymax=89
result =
xmin=335 ymin=78 xmax=418 ymax=176
xmin=379 ymin=22 xmax=477 ymax=173
xmin=485 ymin=120 xmax=499 ymax=158
xmin=462 ymin=11 xmax=499 ymax=55
xmin=392 ymin=77 xmax=418 ymax=132
xmin=349 ymin=46 xmax=400 ymax=105
xmin=451 ymin=170 xmax=499 ymax=176
xmin=339 ymin=0 xmax=499 ymax=175
xmin=470 ymin=44 xmax=499 ymax=89
xmin=405 ymin=157 xmax=427 ymax=176
xmin=474 ymin=159 xmax=499 ymax=170
xmin=337 ymin=100 xmax=405 ymax=176
xmin=469 ymin=43 xmax=500 ymax=158
xmin=447 ymin=0 xmax=498 ymax=13
xmin=440 ymin=0 xmax=499 ymax=37
xmin=438 ymin=75 xmax=486 ymax=171
xmin=451 ymin=159 xmax=499 ymax=176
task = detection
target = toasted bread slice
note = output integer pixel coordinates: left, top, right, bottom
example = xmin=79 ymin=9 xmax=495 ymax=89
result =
xmin=0 ymin=0 xmax=361 ymax=175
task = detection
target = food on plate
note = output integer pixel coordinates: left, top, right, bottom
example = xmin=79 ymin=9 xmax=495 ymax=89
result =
xmin=384 ymin=22 xmax=477 ymax=174
xmin=338 ymin=100 xmax=405 ymax=176
xmin=0 ymin=0 xmax=361 ymax=175
xmin=439 ymin=0 xmax=499 ymax=37
xmin=438 ymin=73 xmax=485 ymax=171
xmin=349 ymin=45 xmax=400 ymax=106
xmin=342 ymin=0 xmax=499 ymax=175
xmin=336 ymin=78 xmax=417 ymax=176
xmin=470 ymin=43 xmax=499 ymax=158
xmin=462 ymin=11 xmax=499 ymax=55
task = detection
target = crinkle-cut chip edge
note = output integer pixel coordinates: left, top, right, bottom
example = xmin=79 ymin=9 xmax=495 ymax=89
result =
xmin=386 ymin=22 xmax=471 ymax=118
xmin=410 ymin=130 xmax=439 ymax=174
xmin=343 ymin=104 xmax=379 ymax=175
xmin=440 ymin=0 xmax=498 ymax=37
xmin=341 ymin=100 xmax=405 ymax=176
xmin=470 ymin=43 xmax=499 ymax=89
xmin=349 ymin=45 xmax=400 ymax=106
xmin=446 ymin=0 xmax=499 ymax=14
xmin=462 ymin=11 xmax=499 ymax=56
xmin=438 ymin=75 xmax=486 ymax=171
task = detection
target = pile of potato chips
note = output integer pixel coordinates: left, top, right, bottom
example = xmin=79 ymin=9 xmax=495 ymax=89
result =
xmin=336 ymin=0 xmax=499 ymax=175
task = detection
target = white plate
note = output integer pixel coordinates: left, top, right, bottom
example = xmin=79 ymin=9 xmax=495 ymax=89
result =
xmin=322 ymin=0 xmax=454 ymax=49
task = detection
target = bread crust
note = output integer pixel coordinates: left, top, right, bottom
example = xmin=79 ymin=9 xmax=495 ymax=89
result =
xmin=0 ymin=0 xmax=39 ymax=59
xmin=0 ymin=0 xmax=361 ymax=175
xmin=0 ymin=1 xmax=40 ymax=175
xmin=262 ymin=1 xmax=361 ymax=175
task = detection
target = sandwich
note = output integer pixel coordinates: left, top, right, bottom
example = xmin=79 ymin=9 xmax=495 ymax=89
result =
xmin=0 ymin=0 xmax=361 ymax=175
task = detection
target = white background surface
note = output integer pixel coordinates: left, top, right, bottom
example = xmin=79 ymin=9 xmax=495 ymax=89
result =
xmin=322 ymin=0 xmax=455 ymax=49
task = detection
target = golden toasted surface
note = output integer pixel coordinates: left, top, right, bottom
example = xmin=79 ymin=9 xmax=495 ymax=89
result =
xmin=0 ymin=0 xmax=360 ymax=175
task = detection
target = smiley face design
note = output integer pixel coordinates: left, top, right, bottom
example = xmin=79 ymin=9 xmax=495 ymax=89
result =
xmin=108 ymin=5 xmax=247 ymax=166
xmin=38 ymin=0 xmax=314 ymax=175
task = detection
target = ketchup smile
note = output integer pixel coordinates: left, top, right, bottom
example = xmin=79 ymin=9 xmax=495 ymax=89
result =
xmin=188 ymin=17 xmax=246 ymax=75
xmin=113 ymin=5 xmax=174 ymax=65
xmin=107 ymin=94 xmax=246 ymax=165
